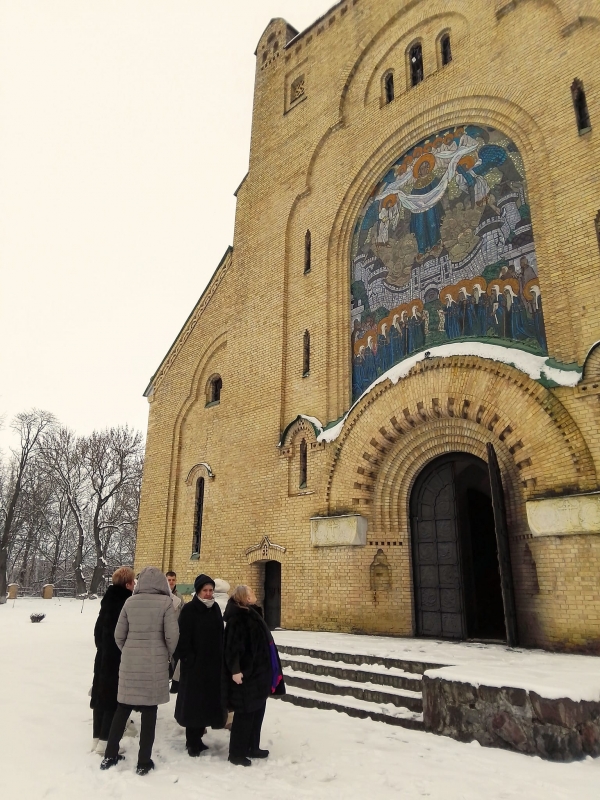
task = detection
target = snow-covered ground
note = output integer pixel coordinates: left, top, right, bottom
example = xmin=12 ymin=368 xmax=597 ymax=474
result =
xmin=1 ymin=598 xmax=599 ymax=800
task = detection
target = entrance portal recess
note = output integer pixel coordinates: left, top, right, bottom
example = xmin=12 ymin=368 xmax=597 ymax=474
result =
xmin=264 ymin=561 xmax=282 ymax=631
xmin=410 ymin=452 xmax=515 ymax=643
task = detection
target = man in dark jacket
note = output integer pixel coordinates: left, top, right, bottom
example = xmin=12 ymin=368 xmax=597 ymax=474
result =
xmin=174 ymin=574 xmax=225 ymax=756
xmin=90 ymin=566 xmax=135 ymax=754
xmin=223 ymin=585 xmax=285 ymax=767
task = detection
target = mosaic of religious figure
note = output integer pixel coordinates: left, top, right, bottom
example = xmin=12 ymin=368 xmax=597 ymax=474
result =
xmin=351 ymin=125 xmax=547 ymax=401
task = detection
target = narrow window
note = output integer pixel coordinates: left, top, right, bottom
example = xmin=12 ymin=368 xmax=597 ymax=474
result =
xmin=299 ymin=439 xmax=308 ymax=489
xmin=410 ymin=43 xmax=424 ymax=87
xmin=572 ymin=79 xmax=591 ymax=133
xmin=384 ymin=72 xmax=395 ymax=104
xmin=303 ymin=330 xmax=310 ymax=376
xmin=210 ymin=376 xmax=222 ymax=403
xmin=304 ymin=230 xmax=311 ymax=273
xmin=596 ymin=211 xmax=600 ymax=253
xmin=441 ymin=34 xmax=452 ymax=66
xmin=192 ymin=477 xmax=205 ymax=555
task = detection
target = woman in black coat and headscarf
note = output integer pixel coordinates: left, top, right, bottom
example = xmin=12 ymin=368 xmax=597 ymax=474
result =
xmin=223 ymin=584 xmax=285 ymax=767
xmin=174 ymin=574 xmax=225 ymax=755
xmin=90 ymin=566 xmax=135 ymax=753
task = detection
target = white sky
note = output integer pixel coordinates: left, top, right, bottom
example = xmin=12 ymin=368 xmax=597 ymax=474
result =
xmin=0 ymin=0 xmax=333 ymax=449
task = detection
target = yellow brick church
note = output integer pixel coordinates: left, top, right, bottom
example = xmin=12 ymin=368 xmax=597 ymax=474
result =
xmin=135 ymin=0 xmax=600 ymax=653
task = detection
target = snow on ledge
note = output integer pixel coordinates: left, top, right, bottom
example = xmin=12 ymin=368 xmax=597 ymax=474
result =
xmin=424 ymin=663 xmax=600 ymax=703
xmin=316 ymin=343 xmax=582 ymax=445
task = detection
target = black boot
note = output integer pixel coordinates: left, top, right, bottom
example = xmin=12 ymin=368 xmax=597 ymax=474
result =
xmin=100 ymin=755 xmax=125 ymax=771
xmin=228 ymin=754 xmax=251 ymax=767
xmin=136 ymin=759 xmax=155 ymax=776
xmin=249 ymin=748 xmax=269 ymax=758
xmin=187 ymin=741 xmax=209 ymax=757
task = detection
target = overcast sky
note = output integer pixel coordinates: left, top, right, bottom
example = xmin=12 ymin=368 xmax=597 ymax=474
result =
xmin=0 ymin=0 xmax=332 ymax=448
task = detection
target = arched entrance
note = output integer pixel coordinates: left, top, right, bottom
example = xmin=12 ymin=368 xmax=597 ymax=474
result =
xmin=410 ymin=452 xmax=508 ymax=642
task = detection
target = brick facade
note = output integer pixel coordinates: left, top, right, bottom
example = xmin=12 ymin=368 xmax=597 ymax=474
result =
xmin=135 ymin=0 xmax=600 ymax=652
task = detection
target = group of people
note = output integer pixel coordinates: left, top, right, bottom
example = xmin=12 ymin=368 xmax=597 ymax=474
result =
xmin=90 ymin=565 xmax=285 ymax=775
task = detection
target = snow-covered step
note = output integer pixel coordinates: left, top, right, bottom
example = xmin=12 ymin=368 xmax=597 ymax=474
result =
xmin=283 ymin=667 xmax=423 ymax=711
xmin=277 ymin=644 xmax=443 ymax=675
xmin=280 ymin=652 xmax=423 ymax=693
xmin=278 ymin=684 xmax=424 ymax=730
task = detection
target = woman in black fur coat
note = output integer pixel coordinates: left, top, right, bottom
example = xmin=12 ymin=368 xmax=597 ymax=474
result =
xmin=223 ymin=585 xmax=285 ymax=767
xmin=174 ymin=574 xmax=225 ymax=755
xmin=90 ymin=566 xmax=135 ymax=753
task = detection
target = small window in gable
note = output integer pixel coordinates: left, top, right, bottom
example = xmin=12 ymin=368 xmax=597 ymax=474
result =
xmin=572 ymin=79 xmax=591 ymax=134
xmin=440 ymin=34 xmax=452 ymax=66
xmin=304 ymin=230 xmax=311 ymax=273
xmin=299 ymin=439 xmax=308 ymax=489
xmin=383 ymin=71 xmax=395 ymax=104
xmin=409 ymin=43 xmax=424 ymax=87
xmin=302 ymin=331 xmax=310 ymax=377
xmin=291 ymin=75 xmax=305 ymax=105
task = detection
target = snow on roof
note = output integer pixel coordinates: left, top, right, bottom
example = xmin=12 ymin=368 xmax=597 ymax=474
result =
xmin=317 ymin=342 xmax=582 ymax=445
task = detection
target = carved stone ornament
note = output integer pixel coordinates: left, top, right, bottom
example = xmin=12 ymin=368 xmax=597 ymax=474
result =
xmin=370 ymin=549 xmax=392 ymax=591
xmin=310 ymin=514 xmax=367 ymax=547
xmin=526 ymin=493 xmax=600 ymax=537
xmin=246 ymin=536 xmax=287 ymax=564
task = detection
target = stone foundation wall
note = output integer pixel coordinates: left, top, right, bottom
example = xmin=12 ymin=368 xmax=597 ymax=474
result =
xmin=423 ymin=675 xmax=600 ymax=762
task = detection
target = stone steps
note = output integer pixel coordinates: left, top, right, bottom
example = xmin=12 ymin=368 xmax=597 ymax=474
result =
xmin=280 ymin=653 xmax=423 ymax=693
xmin=276 ymin=645 xmax=442 ymax=730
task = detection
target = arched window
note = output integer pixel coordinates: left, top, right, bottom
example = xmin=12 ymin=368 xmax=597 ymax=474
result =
xmin=299 ymin=439 xmax=308 ymax=489
xmin=192 ymin=477 xmax=205 ymax=555
xmin=302 ymin=330 xmax=310 ymax=376
xmin=409 ymin=43 xmax=424 ymax=87
xmin=384 ymin=71 xmax=395 ymax=104
xmin=304 ymin=230 xmax=311 ymax=273
xmin=208 ymin=375 xmax=222 ymax=404
xmin=440 ymin=34 xmax=452 ymax=66
xmin=572 ymin=79 xmax=591 ymax=134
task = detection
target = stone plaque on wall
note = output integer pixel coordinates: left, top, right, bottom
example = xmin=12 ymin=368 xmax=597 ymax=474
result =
xmin=310 ymin=514 xmax=367 ymax=547
xmin=526 ymin=493 xmax=600 ymax=537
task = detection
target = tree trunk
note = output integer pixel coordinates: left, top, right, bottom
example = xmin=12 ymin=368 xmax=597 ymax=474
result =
xmin=0 ymin=546 xmax=7 ymax=604
xmin=88 ymin=563 xmax=105 ymax=595
xmin=18 ymin=526 xmax=35 ymax=587
xmin=72 ymin=539 xmax=86 ymax=595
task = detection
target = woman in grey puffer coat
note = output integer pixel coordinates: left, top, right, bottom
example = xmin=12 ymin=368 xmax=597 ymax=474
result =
xmin=101 ymin=567 xmax=179 ymax=775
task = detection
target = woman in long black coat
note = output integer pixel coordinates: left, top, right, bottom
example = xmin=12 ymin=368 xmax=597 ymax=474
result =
xmin=90 ymin=566 xmax=135 ymax=752
xmin=223 ymin=585 xmax=285 ymax=767
xmin=174 ymin=574 xmax=225 ymax=755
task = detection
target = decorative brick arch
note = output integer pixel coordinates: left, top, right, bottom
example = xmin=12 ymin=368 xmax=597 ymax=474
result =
xmin=583 ymin=341 xmax=600 ymax=383
xmin=325 ymin=357 xmax=597 ymax=523
xmin=279 ymin=415 xmax=321 ymax=456
xmin=185 ymin=462 xmax=216 ymax=485
xmin=245 ymin=536 xmax=287 ymax=565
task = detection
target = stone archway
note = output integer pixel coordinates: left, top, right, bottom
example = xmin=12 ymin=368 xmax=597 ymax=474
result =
xmin=324 ymin=356 xmax=597 ymax=646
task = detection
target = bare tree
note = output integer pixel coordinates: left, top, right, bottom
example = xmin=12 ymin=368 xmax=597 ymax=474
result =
xmin=39 ymin=427 xmax=89 ymax=595
xmin=0 ymin=410 xmax=55 ymax=603
xmin=82 ymin=427 xmax=144 ymax=594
